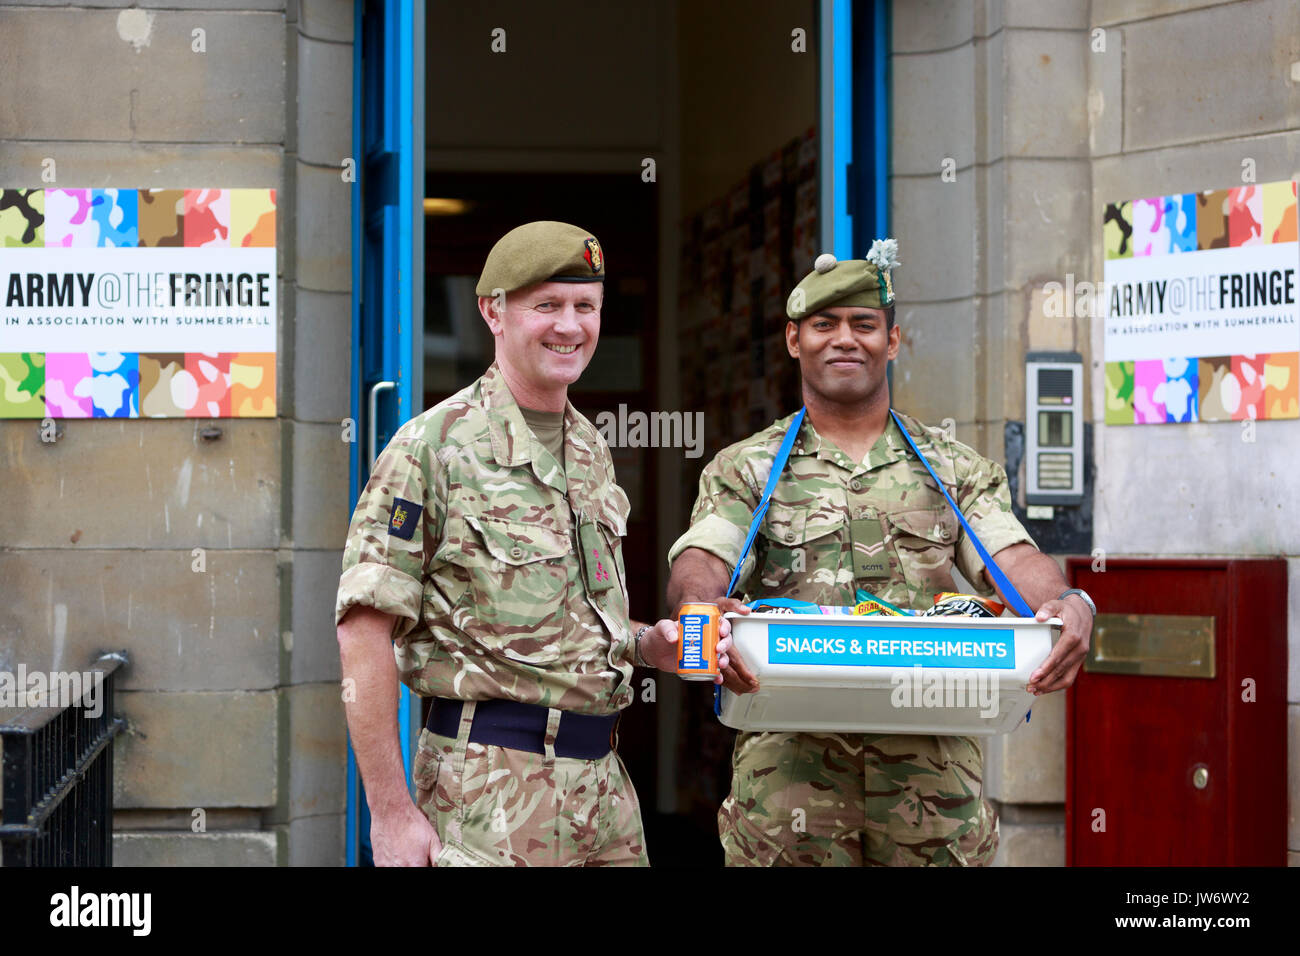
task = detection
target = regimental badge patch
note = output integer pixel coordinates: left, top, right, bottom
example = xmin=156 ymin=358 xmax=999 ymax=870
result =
xmin=387 ymin=497 xmax=422 ymax=540
xmin=583 ymin=237 xmax=603 ymax=274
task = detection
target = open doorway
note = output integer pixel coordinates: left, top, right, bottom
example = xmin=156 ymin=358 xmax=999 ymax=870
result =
xmin=396 ymin=0 xmax=835 ymax=866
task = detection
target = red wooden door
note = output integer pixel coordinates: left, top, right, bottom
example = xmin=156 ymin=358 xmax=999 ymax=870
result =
xmin=1065 ymin=559 xmax=1286 ymax=866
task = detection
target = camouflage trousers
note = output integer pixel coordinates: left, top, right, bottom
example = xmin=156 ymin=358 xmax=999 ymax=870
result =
xmin=718 ymin=730 xmax=998 ymax=867
xmin=412 ymin=702 xmax=648 ymax=867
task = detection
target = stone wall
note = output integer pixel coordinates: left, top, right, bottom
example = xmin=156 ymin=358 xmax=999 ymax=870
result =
xmin=1086 ymin=0 xmax=1300 ymax=868
xmin=0 ymin=0 xmax=355 ymax=866
xmin=889 ymin=0 xmax=1299 ymax=865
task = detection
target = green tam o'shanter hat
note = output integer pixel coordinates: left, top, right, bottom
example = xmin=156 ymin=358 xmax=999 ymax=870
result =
xmin=786 ymin=238 xmax=900 ymax=319
xmin=475 ymin=220 xmax=605 ymax=297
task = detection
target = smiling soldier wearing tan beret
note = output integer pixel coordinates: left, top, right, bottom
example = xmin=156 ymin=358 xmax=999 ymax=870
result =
xmin=335 ymin=221 xmax=735 ymax=867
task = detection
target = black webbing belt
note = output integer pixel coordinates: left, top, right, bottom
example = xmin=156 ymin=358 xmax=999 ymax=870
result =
xmin=426 ymin=698 xmax=618 ymax=761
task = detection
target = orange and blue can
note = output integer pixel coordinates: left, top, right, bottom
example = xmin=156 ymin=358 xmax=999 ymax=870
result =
xmin=677 ymin=603 xmax=720 ymax=681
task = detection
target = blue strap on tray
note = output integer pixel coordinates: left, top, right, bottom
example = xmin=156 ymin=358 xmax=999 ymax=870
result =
xmin=888 ymin=410 xmax=1033 ymax=616
xmin=714 ymin=407 xmax=1036 ymax=717
xmin=714 ymin=408 xmax=805 ymax=715
xmin=724 ymin=407 xmax=807 ymax=599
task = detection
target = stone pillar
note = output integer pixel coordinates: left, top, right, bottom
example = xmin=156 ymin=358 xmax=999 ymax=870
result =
xmin=0 ymin=0 xmax=353 ymax=866
xmin=277 ymin=0 xmax=354 ymax=867
xmin=890 ymin=0 xmax=1093 ymax=865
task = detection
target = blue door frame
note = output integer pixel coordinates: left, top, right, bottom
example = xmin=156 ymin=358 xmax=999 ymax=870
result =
xmin=346 ymin=0 xmax=425 ymax=868
xmin=819 ymin=0 xmax=891 ymax=256
xmin=819 ymin=0 xmax=891 ymax=391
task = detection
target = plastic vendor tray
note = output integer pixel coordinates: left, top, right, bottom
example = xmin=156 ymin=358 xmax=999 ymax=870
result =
xmin=717 ymin=612 xmax=1062 ymax=736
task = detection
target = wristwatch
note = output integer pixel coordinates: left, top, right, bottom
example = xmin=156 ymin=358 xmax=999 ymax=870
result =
xmin=634 ymin=624 xmax=651 ymax=667
xmin=1057 ymin=588 xmax=1096 ymax=616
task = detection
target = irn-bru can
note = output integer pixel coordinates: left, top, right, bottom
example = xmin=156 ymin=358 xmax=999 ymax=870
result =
xmin=677 ymin=603 xmax=721 ymax=681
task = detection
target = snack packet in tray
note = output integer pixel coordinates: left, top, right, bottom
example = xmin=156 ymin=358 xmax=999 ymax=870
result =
xmin=747 ymin=599 xmax=857 ymax=615
xmin=920 ymin=592 xmax=1007 ymax=618
xmin=747 ymin=598 xmax=819 ymax=614
xmin=852 ymin=589 xmax=916 ymax=617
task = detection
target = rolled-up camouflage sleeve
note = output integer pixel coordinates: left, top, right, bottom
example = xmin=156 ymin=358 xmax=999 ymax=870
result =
xmin=953 ymin=453 xmax=1037 ymax=590
xmin=666 ymin=451 xmax=762 ymax=581
xmin=335 ymin=435 xmax=443 ymax=641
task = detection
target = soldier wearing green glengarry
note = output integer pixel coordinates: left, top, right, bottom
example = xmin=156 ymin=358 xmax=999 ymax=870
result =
xmin=336 ymin=221 xmax=737 ymax=867
xmin=666 ymin=240 xmax=1095 ymax=867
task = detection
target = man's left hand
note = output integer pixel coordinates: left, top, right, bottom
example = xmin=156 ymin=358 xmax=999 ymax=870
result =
xmin=1026 ymin=595 xmax=1093 ymax=695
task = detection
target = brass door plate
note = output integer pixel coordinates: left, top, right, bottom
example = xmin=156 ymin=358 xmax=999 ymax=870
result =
xmin=1085 ymin=613 xmax=1216 ymax=678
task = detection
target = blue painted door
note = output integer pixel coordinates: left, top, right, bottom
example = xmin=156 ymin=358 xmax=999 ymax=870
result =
xmin=819 ymin=0 xmax=890 ymax=383
xmin=819 ymin=0 xmax=890 ymax=256
xmin=346 ymin=0 xmax=425 ymax=868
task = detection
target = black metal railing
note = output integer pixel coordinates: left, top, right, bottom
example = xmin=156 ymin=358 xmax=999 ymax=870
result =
xmin=0 ymin=652 xmax=127 ymax=866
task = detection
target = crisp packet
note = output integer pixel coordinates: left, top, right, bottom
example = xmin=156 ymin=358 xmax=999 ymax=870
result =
xmin=747 ymin=599 xmax=858 ymax=615
xmin=920 ymin=592 xmax=1007 ymax=618
xmin=748 ymin=598 xmax=820 ymax=614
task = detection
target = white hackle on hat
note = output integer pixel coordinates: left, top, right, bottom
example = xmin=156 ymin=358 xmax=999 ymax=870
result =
xmin=865 ymin=238 xmax=900 ymax=271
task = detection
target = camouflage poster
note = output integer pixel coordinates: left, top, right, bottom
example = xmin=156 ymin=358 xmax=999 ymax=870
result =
xmin=0 ymin=188 xmax=276 ymax=418
xmin=1101 ymin=181 xmax=1298 ymax=424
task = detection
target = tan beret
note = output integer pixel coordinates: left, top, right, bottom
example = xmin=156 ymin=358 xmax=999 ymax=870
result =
xmin=475 ymin=220 xmax=605 ymax=296
xmin=786 ymin=240 xmax=900 ymax=319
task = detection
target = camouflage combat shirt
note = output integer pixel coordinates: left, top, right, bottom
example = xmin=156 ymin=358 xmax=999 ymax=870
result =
xmin=668 ymin=410 xmax=1036 ymax=610
xmin=336 ymin=362 xmax=637 ymax=715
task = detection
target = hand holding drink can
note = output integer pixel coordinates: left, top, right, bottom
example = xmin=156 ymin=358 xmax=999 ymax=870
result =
xmin=676 ymin=603 xmax=721 ymax=681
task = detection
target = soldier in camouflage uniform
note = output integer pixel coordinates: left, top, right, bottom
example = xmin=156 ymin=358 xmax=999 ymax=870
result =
xmin=666 ymin=242 xmax=1096 ymax=866
xmin=336 ymin=221 xmax=733 ymax=867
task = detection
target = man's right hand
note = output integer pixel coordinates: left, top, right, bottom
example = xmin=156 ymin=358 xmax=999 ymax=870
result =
xmin=372 ymin=802 xmax=442 ymax=867
xmin=713 ymin=597 xmax=760 ymax=695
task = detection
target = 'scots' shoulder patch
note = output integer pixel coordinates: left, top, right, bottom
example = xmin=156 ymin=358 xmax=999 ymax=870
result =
xmin=387 ymin=497 xmax=422 ymax=540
